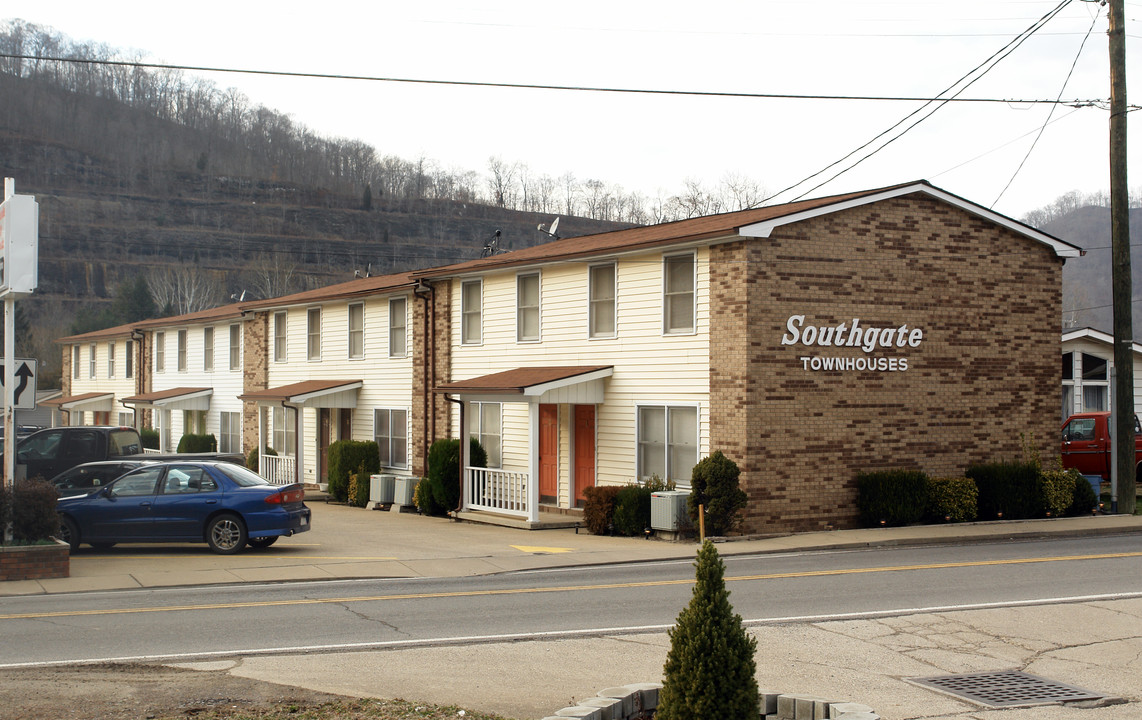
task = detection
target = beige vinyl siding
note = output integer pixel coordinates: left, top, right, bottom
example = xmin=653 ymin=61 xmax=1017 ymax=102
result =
xmin=67 ymin=338 xmax=137 ymax=418
xmin=450 ymin=248 xmax=712 ymax=484
xmin=266 ymin=297 xmax=415 ymax=483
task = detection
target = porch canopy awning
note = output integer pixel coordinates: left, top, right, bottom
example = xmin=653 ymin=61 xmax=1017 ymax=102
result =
xmin=435 ymin=366 xmax=613 ymax=404
xmin=41 ymin=392 xmax=115 ymax=412
xmin=239 ymin=379 xmax=362 ymax=408
xmin=121 ymin=387 xmax=213 ymax=411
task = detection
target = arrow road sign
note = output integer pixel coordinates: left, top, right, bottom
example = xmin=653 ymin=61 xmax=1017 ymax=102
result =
xmin=0 ymin=358 xmax=36 ymax=409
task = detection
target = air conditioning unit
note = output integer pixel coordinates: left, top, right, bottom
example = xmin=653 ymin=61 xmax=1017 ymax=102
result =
xmin=651 ymin=490 xmax=691 ymax=531
xmin=393 ymin=476 xmax=416 ymax=507
xmin=367 ymin=474 xmax=396 ymax=508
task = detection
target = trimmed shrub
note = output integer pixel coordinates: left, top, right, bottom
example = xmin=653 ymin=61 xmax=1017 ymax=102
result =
xmin=140 ymin=427 xmax=160 ymax=450
xmin=613 ymin=484 xmax=653 ymax=536
xmin=0 ymin=483 xmax=11 ymax=539
xmin=1066 ymin=473 xmax=1100 ymax=516
xmin=856 ymin=469 xmax=928 ymax=527
xmin=968 ymin=461 xmax=1041 ymax=519
xmin=413 ymin=477 xmax=434 ymax=515
xmin=328 ymin=440 xmax=380 ymax=503
xmin=423 ymin=437 xmax=488 ymax=516
xmin=926 ymin=476 xmax=978 ymax=523
xmin=176 ymin=433 xmax=217 ymax=453
xmin=1039 ymin=467 xmax=1078 ymax=517
xmin=348 ymin=463 xmax=371 ymax=508
xmin=247 ymin=446 xmax=277 ymax=473
xmin=659 ymin=540 xmax=758 ymax=720
xmin=583 ymin=485 xmax=623 ymax=535
xmin=688 ymin=451 xmax=747 ymax=536
xmin=12 ymin=478 xmax=59 ymax=543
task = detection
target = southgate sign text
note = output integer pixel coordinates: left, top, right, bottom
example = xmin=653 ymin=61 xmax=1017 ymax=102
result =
xmin=781 ymin=315 xmax=924 ymax=372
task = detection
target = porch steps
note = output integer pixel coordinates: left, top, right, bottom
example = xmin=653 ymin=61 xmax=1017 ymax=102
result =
xmin=455 ymin=509 xmax=582 ymax=531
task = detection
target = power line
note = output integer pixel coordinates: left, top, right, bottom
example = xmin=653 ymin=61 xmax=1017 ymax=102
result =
xmin=0 ymin=52 xmax=1106 ymax=108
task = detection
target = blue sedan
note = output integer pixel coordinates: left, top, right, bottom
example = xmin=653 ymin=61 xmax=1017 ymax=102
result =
xmin=57 ymin=461 xmax=311 ymax=554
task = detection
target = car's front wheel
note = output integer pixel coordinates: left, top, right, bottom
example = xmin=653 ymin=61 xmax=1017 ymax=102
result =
xmin=58 ymin=516 xmax=80 ymax=552
xmin=247 ymin=536 xmax=279 ymax=549
xmin=206 ymin=514 xmax=247 ymax=555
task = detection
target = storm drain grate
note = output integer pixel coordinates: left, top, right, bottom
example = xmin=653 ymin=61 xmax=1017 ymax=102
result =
xmin=907 ymin=670 xmax=1105 ymax=708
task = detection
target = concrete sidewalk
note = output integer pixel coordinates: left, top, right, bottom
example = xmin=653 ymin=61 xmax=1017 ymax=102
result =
xmin=4 ymin=502 xmax=1142 ymax=596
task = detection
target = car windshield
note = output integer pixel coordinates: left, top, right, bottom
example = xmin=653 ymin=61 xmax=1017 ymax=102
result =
xmin=215 ymin=463 xmax=270 ymax=487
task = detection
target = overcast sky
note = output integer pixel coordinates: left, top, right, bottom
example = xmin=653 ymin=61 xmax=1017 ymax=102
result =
xmin=10 ymin=0 xmax=1141 ymax=220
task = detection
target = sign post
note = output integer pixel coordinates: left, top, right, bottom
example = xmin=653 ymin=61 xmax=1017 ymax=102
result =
xmin=0 ymin=179 xmax=40 ymax=509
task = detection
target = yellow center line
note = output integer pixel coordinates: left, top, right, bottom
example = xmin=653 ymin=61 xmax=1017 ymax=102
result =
xmin=4 ymin=550 xmax=1140 ymax=621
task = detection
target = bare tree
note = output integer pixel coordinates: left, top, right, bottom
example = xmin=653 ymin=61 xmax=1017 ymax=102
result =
xmin=243 ymin=252 xmax=302 ymax=301
xmin=146 ymin=264 xmax=224 ymax=315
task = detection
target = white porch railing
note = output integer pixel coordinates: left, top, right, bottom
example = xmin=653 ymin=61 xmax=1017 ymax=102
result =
xmin=142 ymin=447 xmax=161 ymax=455
xmin=465 ymin=466 xmax=529 ymax=518
xmin=260 ymin=454 xmax=297 ymax=486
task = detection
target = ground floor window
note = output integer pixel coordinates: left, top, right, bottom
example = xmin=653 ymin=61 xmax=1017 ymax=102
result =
xmin=118 ymin=411 xmax=134 ymax=428
xmin=469 ymin=402 xmax=502 ymax=468
xmin=637 ymin=404 xmax=699 ymax=485
xmin=273 ymin=406 xmax=297 ymax=456
xmin=183 ymin=410 xmax=206 ymax=435
xmin=220 ymin=412 xmax=241 ymax=454
xmin=374 ymin=408 xmax=408 ymax=469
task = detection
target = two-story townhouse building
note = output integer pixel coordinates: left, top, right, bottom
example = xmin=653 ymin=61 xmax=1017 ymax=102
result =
xmin=52 ymin=322 xmax=143 ymax=426
xmin=118 ymin=304 xmax=247 ymax=454
xmin=418 ymin=181 xmax=1081 ymax=532
xmin=237 ymin=272 xmax=422 ymax=485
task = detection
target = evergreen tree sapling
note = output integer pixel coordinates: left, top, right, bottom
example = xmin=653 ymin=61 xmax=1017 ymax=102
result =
xmin=688 ymin=450 xmax=748 ymax=536
xmin=658 ymin=540 xmax=759 ymax=720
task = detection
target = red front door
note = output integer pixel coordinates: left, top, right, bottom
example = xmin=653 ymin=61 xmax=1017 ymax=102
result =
xmin=574 ymin=405 xmax=596 ymax=506
xmin=539 ymin=404 xmax=558 ymax=503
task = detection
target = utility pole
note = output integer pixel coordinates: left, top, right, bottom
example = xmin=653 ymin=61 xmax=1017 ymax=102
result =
xmin=1109 ymin=0 xmax=1135 ymax=514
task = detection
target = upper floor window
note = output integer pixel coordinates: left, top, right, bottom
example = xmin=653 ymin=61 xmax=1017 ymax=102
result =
xmin=307 ymin=307 xmax=322 ymax=361
xmin=73 ymin=346 xmax=80 ymax=379
xmin=155 ymin=332 xmax=166 ymax=372
xmin=273 ymin=312 xmax=287 ymax=362
xmin=229 ymin=324 xmax=241 ymax=371
xmin=107 ymin=342 xmax=115 ymax=379
xmin=203 ymin=326 xmax=215 ymax=372
xmin=461 ymin=280 xmax=482 ymax=345
xmin=126 ymin=340 xmax=134 ymax=378
xmin=663 ymin=253 xmax=696 ymax=334
xmin=348 ymin=303 xmax=364 ymax=359
xmin=517 ymin=272 xmax=540 ymax=342
xmin=389 ymin=297 xmax=407 ymax=357
xmin=89 ymin=344 xmax=96 ymax=379
xmin=177 ymin=329 xmax=188 ymax=372
xmin=589 ymin=264 xmax=616 ymax=339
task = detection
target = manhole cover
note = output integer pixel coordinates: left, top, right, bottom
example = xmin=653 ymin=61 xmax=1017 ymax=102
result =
xmin=908 ymin=670 xmax=1105 ymax=708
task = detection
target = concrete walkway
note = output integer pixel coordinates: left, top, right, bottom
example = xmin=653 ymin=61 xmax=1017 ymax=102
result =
xmin=5 ymin=504 xmax=1142 ymax=719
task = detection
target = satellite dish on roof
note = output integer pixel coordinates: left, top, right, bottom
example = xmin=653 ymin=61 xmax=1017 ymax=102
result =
xmin=538 ymin=217 xmax=561 ymax=239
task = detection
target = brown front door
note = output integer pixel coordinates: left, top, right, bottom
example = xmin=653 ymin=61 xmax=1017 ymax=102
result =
xmin=573 ymin=405 xmax=596 ymax=506
xmin=318 ymin=409 xmax=331 ymax=482
xmin=339 ymin=409 xmax=352 ymax=440
xmin=539 ymin=404 xmax=558 ymax=503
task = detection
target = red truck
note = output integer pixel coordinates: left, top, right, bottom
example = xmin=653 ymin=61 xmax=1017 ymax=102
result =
xmin=1060 ymin=411 xmax=1142 ymax=482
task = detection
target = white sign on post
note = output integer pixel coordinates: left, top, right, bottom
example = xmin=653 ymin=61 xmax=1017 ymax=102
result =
xmin=0 ymin=193 xmax=39 ymax=296
xmin=0 ymin=358 xmax=36 ymax=410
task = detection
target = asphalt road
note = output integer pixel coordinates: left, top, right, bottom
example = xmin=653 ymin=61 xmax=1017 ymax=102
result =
xmin=3 ymin=534 xmax=1141 ymax=668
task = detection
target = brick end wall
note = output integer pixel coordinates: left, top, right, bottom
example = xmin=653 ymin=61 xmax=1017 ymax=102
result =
xmin=410 ymin=281 xmax=453 ymax=478
xmin=242 ymin=313 xmax=269 ymax=455
xmin=711 ymin=196 xmax=1062 ymax=534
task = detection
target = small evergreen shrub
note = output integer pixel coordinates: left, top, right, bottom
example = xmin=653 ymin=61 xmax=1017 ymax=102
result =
xmin=925 ymin=476 xmax=978 ymax=523
xmin=613 ymin=484 xmax=653 ymax=536
xmin=140 ymin=427 xmax=160 ymax=450
xmin=856 ymin=469 xmax=928 ymax=527
xmin=247 ymin=446 xmax=277 ymax=473
xmin=12 ymin=478 xmax=59 ymax=543
xmin=348 ymin=462 xmax=371 ymax=508
xmin=688 ymin=451 xmax=747 ymax=536
xmin=1039 ymin=466 xmax=1078 ymax=517
xmin=583 ymin=485 xmax=623 ymax=535
xmin=0 ymin=483 xmax=12 ymax=540
xmin=176 ymin=433 xmax=217 ymax=453
xmin=327 ymin=440 xmax=380 ymax=503
xmin=659 ymin=540 xmax=758 ymax=720
xmin=968 ymin=462 xmax=1041 ymax=519
xmin=413 ymin=477 xmax=436 ymax=515
xmin=424 ymin=438 xmax=488 ymax=516
xmin=1066 ymin=474 xmax=1100 ymax=516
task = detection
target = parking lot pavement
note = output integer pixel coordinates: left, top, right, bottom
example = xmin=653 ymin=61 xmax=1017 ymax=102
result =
xmin=4 ymin=502 xmax=1142 ymax=597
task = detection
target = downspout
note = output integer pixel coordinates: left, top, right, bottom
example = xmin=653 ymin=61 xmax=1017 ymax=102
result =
xmin=444 ymin=393 xmax=464 ymax=516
